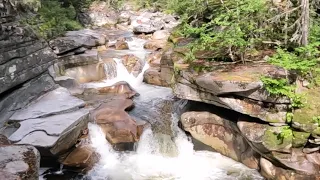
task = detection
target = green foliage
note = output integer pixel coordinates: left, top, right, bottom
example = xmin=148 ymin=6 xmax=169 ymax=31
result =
xmin=286 ymin=112 xmax=294 ymax=123
xmin=167 ymin=0 xmax=271 ymax=61
xmin=312 ymin=116 xmax=320 ymax=125
xmin=277 ymin=126 xmax=293 ymax=142
xmin=25 ymin=0 xmax=82 ymax=39
xmin=269 ymin=44 xmax=320 ymax=76
xmin=260 ymin=76 xmax=304 ymax=108
xmin=260 ymin=77 xmax=293 ymax=96
xmin=134 ymin=0 xmax=168 ymax=9
xmin=262 ymin=40 xmax=320 ymax=109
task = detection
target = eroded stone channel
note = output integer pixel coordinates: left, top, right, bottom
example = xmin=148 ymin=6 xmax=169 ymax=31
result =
xmin=2 ymin=1 xmax=319 ymax=180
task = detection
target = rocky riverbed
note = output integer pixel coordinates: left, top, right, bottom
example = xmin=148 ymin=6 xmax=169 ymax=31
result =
xmin=1 ymin=1 xmax=320 ymax=180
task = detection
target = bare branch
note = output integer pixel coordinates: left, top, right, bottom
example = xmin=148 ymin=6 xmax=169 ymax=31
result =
xmin=267 ymin=5 xmax=302 ymax=22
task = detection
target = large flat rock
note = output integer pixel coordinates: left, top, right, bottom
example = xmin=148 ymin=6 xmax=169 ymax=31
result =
xmin=173 ymin=63 xmax=290 ymax=123
xmin=174 ymin=82 xmax=288 ymax=123
xmin=9 ymin=108 xmax=89 ymax=142
xmin=0 ymin=73 xmax=58 ymax=129
xmin=177 ymin=64 xmax=289 ymax=103
xmin=9 ymin=108 xmax=90 ymax=155
xmin=10 ymin=87 xmax=85 ymax=121
xmin=9 ymin=109 xmax=89 ymax=155
xmin=64 ymin=29 xmax=107 ymax=48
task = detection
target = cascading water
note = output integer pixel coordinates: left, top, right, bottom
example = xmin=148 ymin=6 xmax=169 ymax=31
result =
xmin=103 ymin=36 xmax=149 ymax=88
xmin=102 ymin=58 xmax=150 ymax=88
xmin=81 ymin=37 xmax=263 ymax=180
xmin=86 ymin=114 xmax=263 ymax=180
xmin=103 ymin=61 xmax=117 ymax=80
xmin=83 ymin=36 xmax=150 ymax=89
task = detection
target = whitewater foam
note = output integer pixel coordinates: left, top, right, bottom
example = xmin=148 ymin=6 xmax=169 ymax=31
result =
xmin=87 ymin=115 xmax=263 ymax=180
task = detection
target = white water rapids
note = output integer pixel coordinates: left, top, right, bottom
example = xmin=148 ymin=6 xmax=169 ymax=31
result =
xmin=81 ymin=37 xmax=263 ymax=180
xmin=87 ymin=117 xmax=263 ymax=180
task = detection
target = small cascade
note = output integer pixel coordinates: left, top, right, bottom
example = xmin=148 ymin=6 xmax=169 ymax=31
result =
xmin=82 ymin=36 xmax=150 ymax=89
xmin=103 ymin=60 xmax=117 ymax=80
xmin=102 ymin=58 xmax=150 ymax=89
xmin=87 ymin=114 xmax=263 ymax=180
xmin=55 ymin=164 xmax=64 ymax=175
xmin=126 ymin=37 xmax=147 ymax=51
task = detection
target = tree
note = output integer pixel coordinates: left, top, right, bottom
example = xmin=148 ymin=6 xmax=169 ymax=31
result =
xmin=301 ymin=0 xmax=310 ymax=46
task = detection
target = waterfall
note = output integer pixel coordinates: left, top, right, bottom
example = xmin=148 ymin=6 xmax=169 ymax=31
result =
xmin=103 ymin=61 xmax=117 ymax=80
xmin=102 ymin=58 xmax=150 ymax=89
xmin=87 ymin=114 xmax=263 ymax=180
xmin=102 ymin=36 xmax=149 ymax=88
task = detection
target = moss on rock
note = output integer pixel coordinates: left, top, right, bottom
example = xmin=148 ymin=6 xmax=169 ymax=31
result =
xmin=312 ymin=127 xmax=320 ymax=136
xmin=293 ymin=88 xmax=320 ymax=132
xmin=262 ymin=126 xmax=292 ymax=152
xmin=292 ymin=131 xmax=310 ymax=148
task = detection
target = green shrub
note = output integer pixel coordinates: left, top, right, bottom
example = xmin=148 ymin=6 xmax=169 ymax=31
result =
xmin=24 ymin=0 xmax=83 ymax=39
xmin=278 ymin=126 xmax=293 ymax=140
xmin=168 ymin=0 xmax=272 ymax=62
xmin=269 ymin=44 xmax=320 ymax=76
xmin=260 ymin=76 xmax=304 ymax=108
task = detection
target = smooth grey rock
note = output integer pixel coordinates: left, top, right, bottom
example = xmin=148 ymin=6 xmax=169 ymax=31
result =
xmin=133 ymin=25 xmax=157 ymax=34
xmin=10 ymin=87 xmax=85 ymax=121
xmin=10 ymin=108 xmax=90 ymax=155
xmin=54 ymin=76 xmax=80 ymax=90
xmin=0 ymin=145 xmax=40 ymax=180
xmin=74 ymin=47 xmax=87 ymax=54
xmin=65 ymin=29 xmax=107 ymax=47
xmin=14 ymin=131 xmax=59 ymax=147
xmin=49 ymin=37 xmax=83 ymax=55
xmin=173 ymin=83 xmax=288 ymax=123
xmin=9 ymin=108 xmax=89 ymax=142
xmin=0 ymin=73 xmax=58 ymax=129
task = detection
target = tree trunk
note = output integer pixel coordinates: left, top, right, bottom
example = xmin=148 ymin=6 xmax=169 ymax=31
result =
xmin=301 ymin=0 xmax=310 ymax=46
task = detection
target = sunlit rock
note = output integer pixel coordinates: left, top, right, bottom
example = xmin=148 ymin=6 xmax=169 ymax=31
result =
xmin=115 ymin=38 xmax=129 ymax=50
xmin=173 ymin=64 xmax=291 ymax=123
xmin=152 ymin=30 xmax=170 ymax=40
xmin=8 ymin=87 xmax=90 ymax=156
xmin=121 ymin=54 xmax=143 ymax=77
xmin=62 ymin=144 xmax=97 ymax=170
xmin=144 ymin=39 xmax=167 ymax=50
xmin=180 ymin=111 xmax=258 ymax=166
xmin=90 ymin=98 xmax=144 ymax=145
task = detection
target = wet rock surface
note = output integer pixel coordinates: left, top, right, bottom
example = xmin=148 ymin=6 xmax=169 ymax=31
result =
xmin=121 ymin=54 xmax=143 ymax=77
xmin=90 ymin=97 xmax=144 ymax=144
